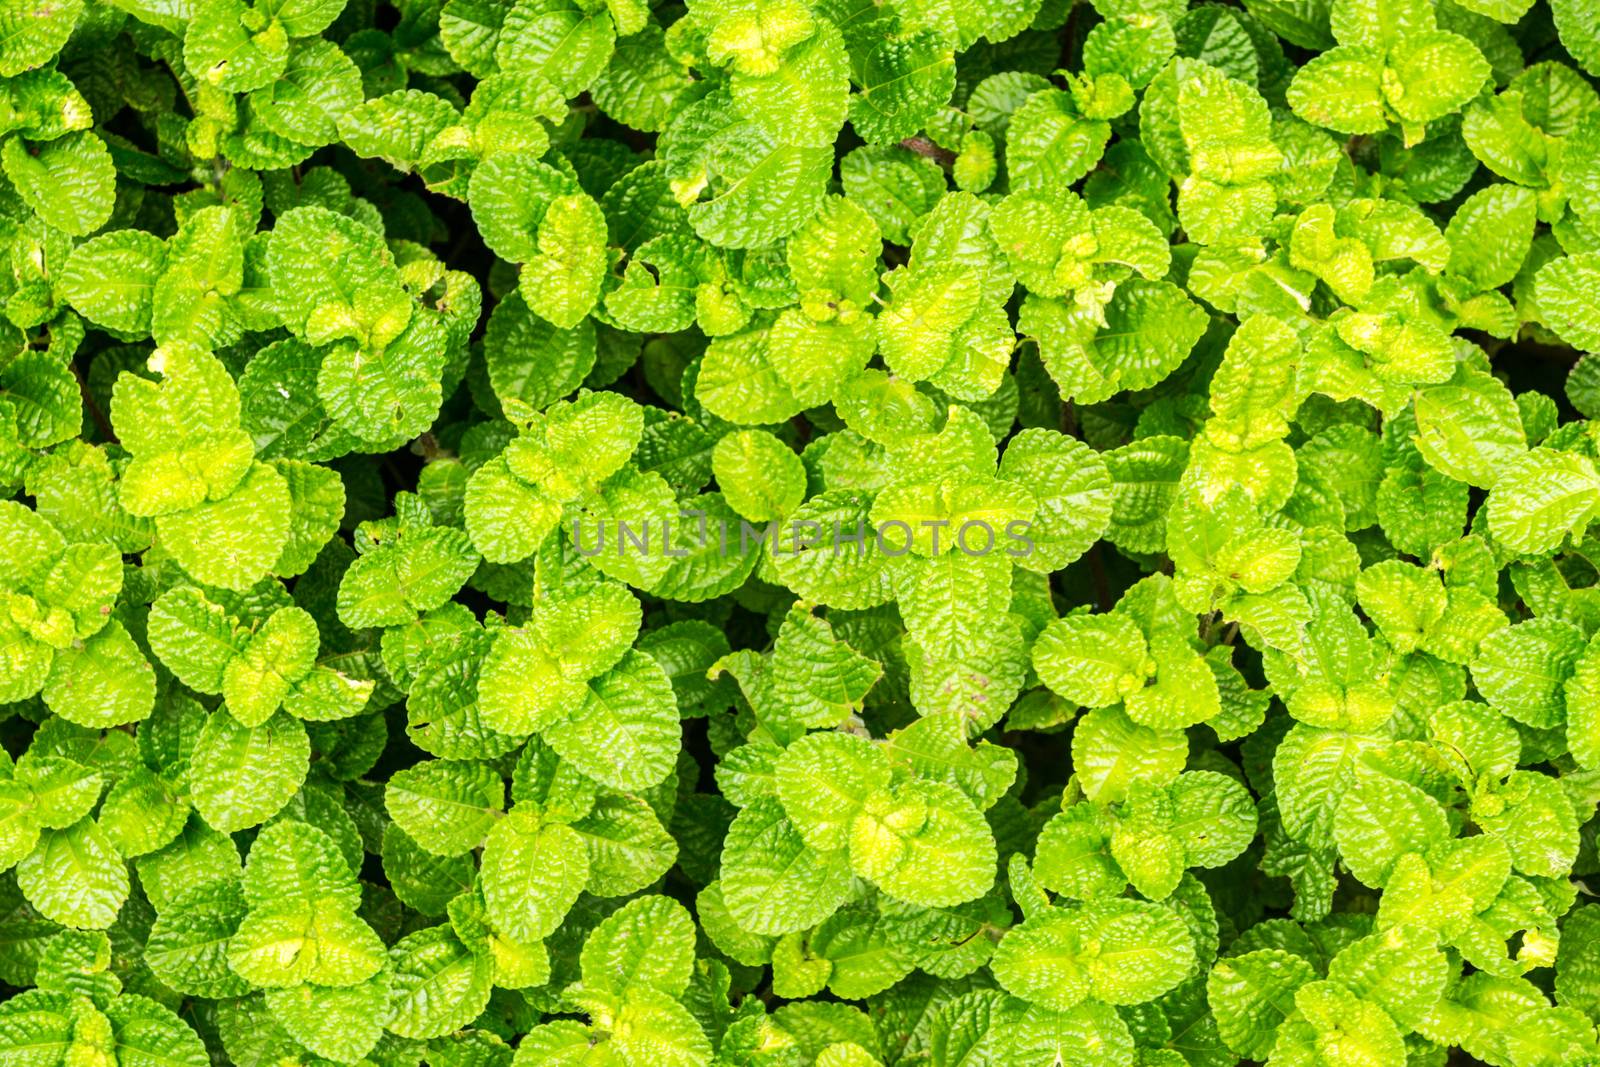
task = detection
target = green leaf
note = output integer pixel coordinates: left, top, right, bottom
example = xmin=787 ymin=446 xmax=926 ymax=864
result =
xmin=840 ymin=144 xmax=946 ymax=245
xmin=263 ymin=970 xmax=390 ymax=1063
xmin=317 ymin=313 xmax=451 ymax=443
xmin=252 ymin=40 xmax=363 ymax=148
xmin=1447 ymin=184 xmax=1537 ymax=291
xmin=265 ymin=205 xmax=396 ymax=338
xmin=1486 ymin=447 xmax=1600 ymax=554
xmin=336 ymin=522 xmax=479 ymax=629
xmin=991 ymin=899 xmax=1195 ymax=1010
xmin=60 ymin=231 xmax=168 ymax=337
xmin=699 ymin=0 xmax=814 ymax=75
xmin=1207 ymin=949 xmax=1318 ymax=1059
xmin=519 ymin=195 xmax=608 ymax=328
xmin=593 ymin=26 xmax=697 ymax=132
xmin=1286 ymin=46 xmax=1386 ymax=133
xmin=1556 ymin=905 xmax=1600 ymax=1019
xmin=1476 ymin=769 xmax=1579 ymax=877
xmin=484 ymin=287 xmax=597 ymax=411
xmin=877 ymin=263 xmax=1009 ymax=399
xmin=98 ymin=767 xmax=188 ymax=858
xmin=1568 ymin=636 xmax=1600 ymax=771
xmin=774 ymin=730 xmax=892 ymax=851
xmin=1551 ymin=0 xmax=1600 ymax=75
xmin=712 ymin=430 xmax=806 ymax=522
xmin=241 ymin=810 xmax=362 ymax=910
xmin=545 ymin=649 xmax=681 ymax=791
xmin=847 ymin=780 xmax=997 ymax=908
xmin=497 ymin=0 xmax=616 ymax=96
xmin=0 ymin=0 xmax=82 ymax=76
xmin=0 ymin=348 xmax=79 ymax=452
xmin=571 ymin=793 xmax=678 ymax=896
xmin=1073 ymin=704 xmax=1189 ymax=804
xmin=1007 ymin=88 xmax=1112 ymax=197
xmin=190 ymin=710 xmax=310 ymax=833
xmin=1472 ymin=618 xmax=1585 ymax=729
xmin=1328 ymin=923 xmax=1449 ymax=1028
xmin=147 ymin=586 xmax=245 ymax=693
xmin=228 ymin=820 xmax=384 ymax=987
xmin=721 ymin=796 xmax=852 ymax=935
xmin=734 ymin=20 xmax=849 ymax=147
xmin=1022 ymin=280 xmax=1209 ymax=405
xmin=1332 ymin=768 xmax=1451 ymax=887
xmin=1378 ymin=834 xmax=1510 ymax=932
xmin=2 ymin=131 xmax=115 ymax=236
xmin=222 ymin=606 xmax=319 ymax=726
xmin=385 ymin=759 xmax=505 ymax=856
xmin=186 ymin=0 xmax=290 ymax=92
xmin=1109 ymin=788 xmax=1184 ymax=900
xmin=384 ymin=822 xmax=474 ymax=915
xmin=1273 ymin=724 xmax=1377 ymax=845
xmin=1388 ymin=33 xmax=1491 ymax=128
xmin=15 ymin=754 xmax=102 ymax=830
xmin=480 ymin=809 xmax=587 ymax=941
xmin=145 ymin=880 xmax=253 ymax=998
xmin=694 ymin=326 xmax=804 ymax=425
xmin=42 ymin=622 xmax=155 ymax=728
xmin=1034 ymin=804 xmax=1126 ymax=900
xmin=1125 ymin=635 xmax=1222 ymax=729
xmin=270 ymin=458 xmax=345 ymax=578
xmin=1536 ymin=252 xmax=1600 ymax=351
xmin=847 ymin=31 xmax=957 ymax=145
xmin=135 ymin=818 xmax=242 ymax=912
xmin=1413 ymin=366 xmax=1527 ymax=489
xmin=664 ymin=94 xmax=833 ymax=249
xmin=1169 ymin=770 xmax=1257 ymax=867
xmin=1033 ymin=612 xmax=1150 ymax=708
xmin=387 ymin=925 xmax=494 ymax=1038
xmin=768 ymin=603 xmax=882 ymax=733
xmin=16 ymin=817 xmax=129 ymax=929
xmin=463 ymin=456 xmax=562 ymax=565
xmin=477 ymin=582 xmax=642 ymax=735
xmin=337 ymin=88 xmax=457 ymax=172
xmin=157 ymin=462 xmax=293 ymax=592
xmin=502 ymin=389 xmax=643 ymax=499
xmin=579 ymin=893 xmax=697 ymax=998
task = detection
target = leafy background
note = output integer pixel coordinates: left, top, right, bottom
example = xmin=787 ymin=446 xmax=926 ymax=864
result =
xmin=2 ymin=0 xmax=1600 ymax=1063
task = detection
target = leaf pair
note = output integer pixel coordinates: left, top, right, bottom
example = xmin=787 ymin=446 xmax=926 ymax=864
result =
xmin=150 ymin=584 xmax=373 ymax=726
xmin=0 ymin=501 xmax=151 ymax=727
xmin=722 ymin=730 xmax=999 ymax=937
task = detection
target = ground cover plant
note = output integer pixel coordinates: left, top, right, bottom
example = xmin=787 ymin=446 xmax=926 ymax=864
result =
xmin=3 ymin=0 xmax=1600 ymax=1063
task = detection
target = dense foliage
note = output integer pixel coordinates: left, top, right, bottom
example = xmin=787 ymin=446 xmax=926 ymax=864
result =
xmin=3 ymin=0 xmax=1600 ymax=1062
